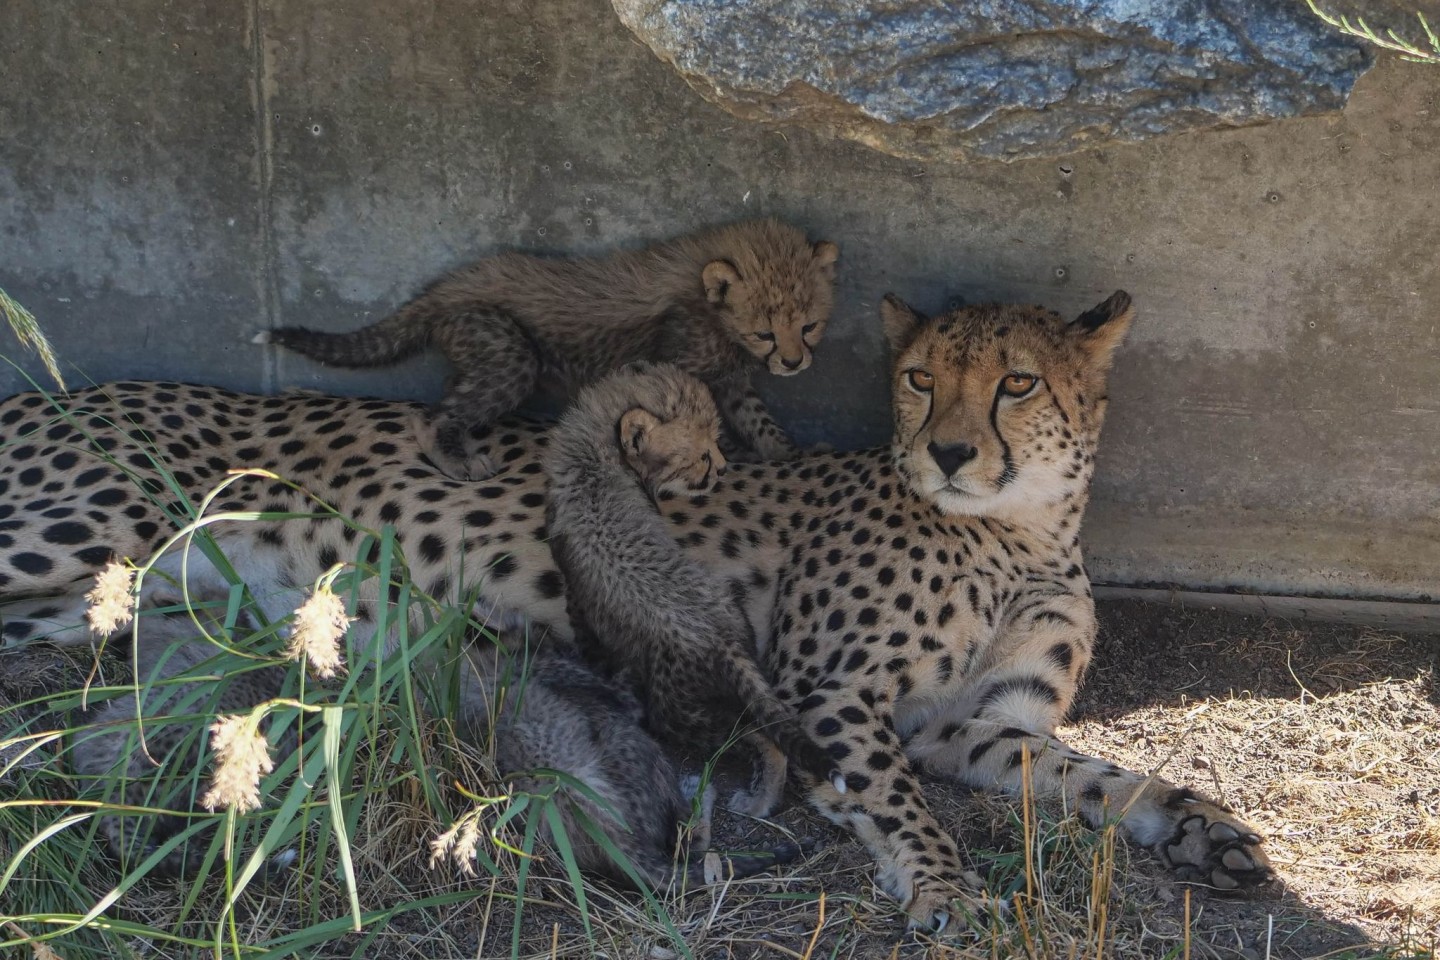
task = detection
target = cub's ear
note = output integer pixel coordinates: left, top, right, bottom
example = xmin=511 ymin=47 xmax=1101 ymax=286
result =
xmin=880 ymin=294 xmax=926 ymax=353
xmin=812 ymin=241 xmax=840 ymax=269
xmin=1069 ymin=290 xmax=1135 ymax=371
xmin=618 ymin=408 xmax=662 ymax=457
xmin=702 ymin=260 xmax=742 ymax=305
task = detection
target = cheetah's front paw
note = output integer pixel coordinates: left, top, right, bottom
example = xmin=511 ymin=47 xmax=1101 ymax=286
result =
xmin=878 ymin=863 xmax=996 ymax=933
xmin=1158 ymin=798 xmax=1272 ymax=890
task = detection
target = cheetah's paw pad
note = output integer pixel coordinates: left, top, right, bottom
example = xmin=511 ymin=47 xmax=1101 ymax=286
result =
xmin=1160 ymin=810 xmax=1272 ymax=891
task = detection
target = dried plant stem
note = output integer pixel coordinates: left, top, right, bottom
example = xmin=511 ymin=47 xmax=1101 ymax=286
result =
xmin=0 ymin=287 xmax=65 ymax=390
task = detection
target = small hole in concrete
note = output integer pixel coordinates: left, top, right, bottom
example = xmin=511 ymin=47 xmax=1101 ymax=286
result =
xmin=1058 ymin=163 xmax=1074 ymax=177
xmin=563 ymin=161 xmax=573 ymax=170
xmin=1308 ymin=320 xmax=1317 ymax=329
xmin=1266 ymin=191 xmax=1282 ymax=203
xmin=310 ymin=124 xmax=322 ymax=136
xmin=1126 ymin=253 xmax=1136 ymax=263
xmin=537 ymin=227 xmax=547 ymax=237
xmin=1054 ymin=267 xmax=1067 ymax=279
xmin=584 ymin=218 xmax=593 ymax=226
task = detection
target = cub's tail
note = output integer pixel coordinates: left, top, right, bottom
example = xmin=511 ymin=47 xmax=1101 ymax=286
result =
xmin=254 ymin=303 xmax=434 ymax=368
xmin=677 ymin=839 xmax=807 ymax=887
xmin=718 ymin=647 xmax=848 ymax=795
xmin=562 ymin=792 xmax=807 ymax=891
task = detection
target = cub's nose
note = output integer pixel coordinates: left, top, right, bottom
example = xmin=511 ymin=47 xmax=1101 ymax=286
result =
xmin=780 ymin=355 xmax=804 ymax=371
xmin=927 ymin=441 xmax=977 ymax=478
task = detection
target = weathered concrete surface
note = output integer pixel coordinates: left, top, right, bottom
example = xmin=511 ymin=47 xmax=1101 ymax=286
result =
xmin=2 ymin=0 xmax=1438 ymax=602
xmin=611 ymin=0 xmax=1374 ymax=164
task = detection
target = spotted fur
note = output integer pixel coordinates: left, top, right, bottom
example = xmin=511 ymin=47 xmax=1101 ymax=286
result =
xmin=446 ymin=625 xmax=802 ymax=889
xmin=255 ymin=219 xmax=839 ymax=479
xmin=543 ymin=363 xmax=844 ymax=816
xmin=0 ymin=291 xmax=1271 ymax=928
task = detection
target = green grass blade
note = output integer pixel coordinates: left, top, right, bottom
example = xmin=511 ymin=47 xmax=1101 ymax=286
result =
xmin=0 ymin=287 xmax=64 ymax=389
xmin=322 ymin=705 xmax=363 ymax=932
xmin=540 ymin=798 xmax=593 ymax=939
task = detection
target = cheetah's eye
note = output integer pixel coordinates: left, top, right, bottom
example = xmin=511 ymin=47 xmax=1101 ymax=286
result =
xmin=907 ymin=369 xmax=935 ymax=393
xmin=754 ymin=331 xmax=776 ymax=342
xmin=802 ymin=323 xmax=817 ymax=337
xmin=1000 ymin=373 xmax=1038 ymax=397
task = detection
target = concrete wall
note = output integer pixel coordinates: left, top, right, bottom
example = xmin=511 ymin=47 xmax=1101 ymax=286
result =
xmin=3 ymin=0 xmax=1438 ymax=601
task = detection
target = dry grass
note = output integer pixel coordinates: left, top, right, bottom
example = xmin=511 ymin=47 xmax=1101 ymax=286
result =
xmin=4 ymin=598 xmax=1437 ymax=960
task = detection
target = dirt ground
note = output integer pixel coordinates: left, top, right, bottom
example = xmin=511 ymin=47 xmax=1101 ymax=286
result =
xmin=1069 ymin=599 xmax=1439 ymax=958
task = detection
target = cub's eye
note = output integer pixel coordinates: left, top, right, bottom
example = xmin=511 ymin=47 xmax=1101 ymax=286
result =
xmin=802 ymin=323 xmax=818 ymax=336
xmin=907 ymin=369 xmax=935 ymax=393
xmin=754 ymin=331 xmax=776 ymax=342
xmin=1000 ymin=373 xmax=1038 ymax=397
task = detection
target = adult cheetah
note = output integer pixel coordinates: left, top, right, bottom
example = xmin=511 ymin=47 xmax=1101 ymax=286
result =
xmin=0 ymin=291 xmax=1270 ymax=927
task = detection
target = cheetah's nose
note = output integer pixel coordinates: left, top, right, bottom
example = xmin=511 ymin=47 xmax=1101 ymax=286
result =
xmin=927 ymin=441 xmax=978 ymax=478
xmin=780 ymin=355 xmax=804 ymax=370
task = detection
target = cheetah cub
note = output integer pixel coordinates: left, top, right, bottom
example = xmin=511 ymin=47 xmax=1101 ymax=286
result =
xmin=445 ymin=625 xmax=804 ymax=889
xmin=543 ymin=362 xmax=846 ymax=817
xmin=256 ymin=219 xmax=839 ymax=480
xmin=70 ymin=611 xmax=294 ymax=878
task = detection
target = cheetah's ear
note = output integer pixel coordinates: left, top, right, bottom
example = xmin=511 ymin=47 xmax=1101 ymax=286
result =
xmin=880 ymin=294 xmax=925 ymax=353
xmin=1069 ymin=290 xmax=1135 ymax=372
xmin=702 ymin=260 xmax=742 ymax=305
xmin=618 ymin=407 xmax=662 ymax=458
xmin=812 ymin=241 xmax=840 ymax=270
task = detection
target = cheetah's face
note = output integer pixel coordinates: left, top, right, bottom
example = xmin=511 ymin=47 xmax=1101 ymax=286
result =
xmin=618 ymin=406 xmax=727 ymax=497
xmin=882 ymin=292 xmax=1135 ymax=519
xmin=705 ymin=241 xmax=839 ymax=377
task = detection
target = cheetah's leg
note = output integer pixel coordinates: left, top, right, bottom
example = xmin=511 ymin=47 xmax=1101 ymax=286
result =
xmin=904 ymin=598 xmax=1271 ymax=892
xmin=710 ymin=379 xmax=799 ymax=462
xmin=421 ymin=310 xmax=540 ymax=481
xmin=795 ymin=691 xmax=993 ymax=931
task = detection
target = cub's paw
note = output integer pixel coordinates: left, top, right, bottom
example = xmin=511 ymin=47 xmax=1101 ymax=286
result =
xmin=725 ymin=785 xmax=781 ymax=819
xmin=409 ymin=412 xmax=497 ymax=482
xmin=1158 ymin=794 xmax=1272 ymax=891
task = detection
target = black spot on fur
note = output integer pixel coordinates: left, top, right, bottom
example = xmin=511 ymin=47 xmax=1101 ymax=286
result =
xmin=535 ymin=569 xmax=564 ymax=599
xmin=419 ymin=534 xmax=446 ymax=565
xmin=489 ymin=555 xmax=517 ymax=580
xmin=42 ymin=521 xmax=93 ymax=545
xmin=12 ymin=552 xmax=55 ymax=576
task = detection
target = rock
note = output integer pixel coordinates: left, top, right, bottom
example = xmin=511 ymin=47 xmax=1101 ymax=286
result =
xmin=610 ymin=0 xmax=1374 ymax=163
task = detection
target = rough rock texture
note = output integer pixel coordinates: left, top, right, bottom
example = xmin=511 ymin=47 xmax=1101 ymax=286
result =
xmin=611 ymin=0 xmax=1375 ymax=163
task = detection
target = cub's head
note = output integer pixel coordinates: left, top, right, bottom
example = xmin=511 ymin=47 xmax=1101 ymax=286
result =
xmin=701 ymin=219 xmax=839 ymax=377
xmin=882 ymin=291 xmax=1135 ymax=520
xmin=612 ymin=364 xmax=727 ymax=496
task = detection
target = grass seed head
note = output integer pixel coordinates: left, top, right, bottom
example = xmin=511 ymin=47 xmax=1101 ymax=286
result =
xmin=201 ymin=713 xmax=275 ymax=813
xmin=286 ymin=585 xmax=353 ymax=679
xmin=84 ymin=560 xmax=135 ymax=636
